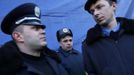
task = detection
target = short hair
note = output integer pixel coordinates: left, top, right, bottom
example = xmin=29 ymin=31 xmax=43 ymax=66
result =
xmin=13 ymin=25 xmax=25 ymax=33
xmin=11 ymin=25 xmax=24 ymax=41
xmin=84 ymin=0 xmax=117 ymax=13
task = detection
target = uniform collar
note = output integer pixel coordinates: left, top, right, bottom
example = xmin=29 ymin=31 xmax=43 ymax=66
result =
xmin=102 ymin=22 xmax=120 ymax=36
xmin=58 ymin=47 xmax=78 ymax=57
xmin=84 ymin=17 xmax=134 ymax=45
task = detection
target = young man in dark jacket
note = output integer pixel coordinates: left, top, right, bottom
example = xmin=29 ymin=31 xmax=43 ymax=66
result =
xmin=56 ymin=28 xmax=85 ymax=75
xmin=82 ymin=0 xmax=134 ymax=75
xmin=0 ymin=3 xmax=68 ymax=75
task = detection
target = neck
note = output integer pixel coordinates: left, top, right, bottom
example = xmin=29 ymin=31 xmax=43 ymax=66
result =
xmin=61 ymin=47 xmax=72 ymax=52
xmin=102 ymin=17 xmax=117 ymax=30
xmin=108 ymin=18 xmax=117 ymax=29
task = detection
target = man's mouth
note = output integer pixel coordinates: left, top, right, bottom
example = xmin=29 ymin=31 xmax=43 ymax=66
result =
xmin=40 ymin=37 xmax=46 ymax=41
xmin=97 ymin=17 xmax=104 ymax=22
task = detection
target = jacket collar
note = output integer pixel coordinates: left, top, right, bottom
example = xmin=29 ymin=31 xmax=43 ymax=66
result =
xmin=25 ymin=56 xmax=60 ymax=75
xmin=85 ymin=17 xmax=134 ymax=45
xmin=58 ymin=47 xmax=79 ymax=57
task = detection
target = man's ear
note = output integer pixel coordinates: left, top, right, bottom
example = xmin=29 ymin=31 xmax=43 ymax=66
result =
xmin=112 ymin=2 xmax=117 ymax=11
xmin=12 ymin=31 xmax=24 ymax=42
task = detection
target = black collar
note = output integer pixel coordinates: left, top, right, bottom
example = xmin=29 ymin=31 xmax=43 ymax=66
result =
xmin=84 ymin=17 xmax=134 ymax=45
xmin=58 ymin=47 xmax=79 ymax=57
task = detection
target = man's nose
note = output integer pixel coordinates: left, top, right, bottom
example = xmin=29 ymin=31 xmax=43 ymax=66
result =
xmin=67 ymin=40 xmax=72 ymax=44
xmin=40 ymin=29 xmax=45 ymax=34
xmin=94 ymin=10 xmax=100 ymax=17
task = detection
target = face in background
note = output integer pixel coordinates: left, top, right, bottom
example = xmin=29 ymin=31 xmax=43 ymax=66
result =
xmin=89 ymin=0 xmax=117 ymax=27
xmin=59 ymin=36 xmax=73 ymax=51
xmin=13 ymin=25 xmax=47 ymax=50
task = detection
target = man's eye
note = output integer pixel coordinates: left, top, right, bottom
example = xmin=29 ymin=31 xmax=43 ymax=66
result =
xmin=90 ymin=10 xmax=94 ymax=14
xmin=32 ymin=26 xmax=42 ymax=30
xmin=69 ymin=39 xmax=72 ymax=42
xmin=32 ymin=27 xmax=37 ymax=30
xmin=96 ymin=5 xmax=104 ymax=9
xmin=63 ymin=39 xmax=72 ymax=42
xmin=63 ymin=40 xmax=67 ymax=42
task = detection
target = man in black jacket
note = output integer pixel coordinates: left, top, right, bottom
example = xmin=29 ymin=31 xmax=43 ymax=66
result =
xmin=83 ymin=0 xmax=134 ymax=75
xmin=0 ymin=3 xmax=68 ymax=75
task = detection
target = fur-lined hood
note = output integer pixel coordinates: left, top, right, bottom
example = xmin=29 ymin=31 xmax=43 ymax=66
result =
xmin=84 ymin=17 xmax=134 ymax=45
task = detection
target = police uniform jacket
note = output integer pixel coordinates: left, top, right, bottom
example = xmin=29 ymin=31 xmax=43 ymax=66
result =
xmin=82 ymin=17 xmax=134 ymax=75
xmin=58 ymin=47 xmax=85 ymax=75
xmin=0 ymin=41 xmax=68 ymax=75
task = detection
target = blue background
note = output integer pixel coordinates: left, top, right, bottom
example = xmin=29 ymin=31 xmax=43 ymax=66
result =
xmin=0 ymin=0 xmax=134 ymax=52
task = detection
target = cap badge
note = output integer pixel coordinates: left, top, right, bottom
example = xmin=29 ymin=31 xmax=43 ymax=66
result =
xmin=63 ymin=28 xmax=69 ymax=33
xmin=34 ymin=6 xmax=40 ymax=17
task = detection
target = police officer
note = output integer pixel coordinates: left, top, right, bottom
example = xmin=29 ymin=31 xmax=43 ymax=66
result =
xmin=0 ymin=3 xmax=68 ymax=75
xmin=56 ymin=27 xmax=85 ymax=75
xmin=83 ymin=0 xmax=134 ymax=75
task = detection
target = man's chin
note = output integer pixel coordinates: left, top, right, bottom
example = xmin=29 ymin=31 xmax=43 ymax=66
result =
xmin=98 ymin=21 xmax=108 ymax=27
xmin=41 ymin=42 xmax=47 ymax=47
